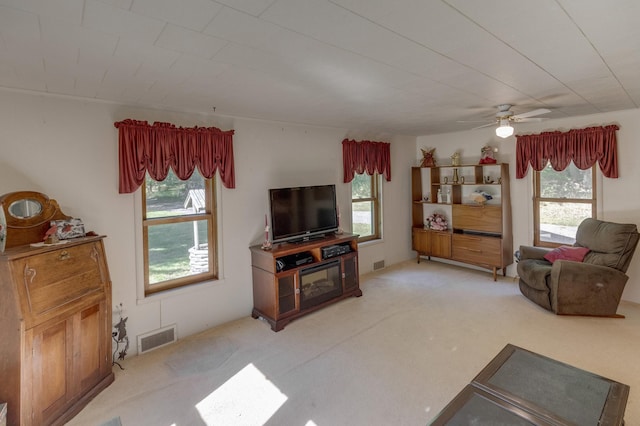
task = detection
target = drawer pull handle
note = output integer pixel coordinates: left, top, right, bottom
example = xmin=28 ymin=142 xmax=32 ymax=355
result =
xmin=462 ymin=247 xmax=482 ymax=253
xmin=25 ymin=265 xmax=37 ymax=284
xmin=59 ymin=250 xmax=71 ymax=260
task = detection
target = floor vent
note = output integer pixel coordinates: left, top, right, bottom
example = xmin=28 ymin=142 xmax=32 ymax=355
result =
xmin=137 ymin=325 xmax=177 ymax=354
xmin=373 ymin=260 xmax=385 ymax=270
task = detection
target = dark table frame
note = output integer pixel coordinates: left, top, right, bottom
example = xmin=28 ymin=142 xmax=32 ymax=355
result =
xmin=429 ymin=384 xmax=556 ymax=426
xmin=430 ymin=344 xmax=629 ymax=426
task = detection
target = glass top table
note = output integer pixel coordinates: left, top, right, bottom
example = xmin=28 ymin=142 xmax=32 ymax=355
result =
xmin=430 ymin=344 xmax=629 ymax=426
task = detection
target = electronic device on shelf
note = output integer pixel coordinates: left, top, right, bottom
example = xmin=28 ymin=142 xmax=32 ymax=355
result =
xmin=321 ymin=243 xmax=351 ymax=259
xmin=276 ymin=251 xmax=314 ymax=272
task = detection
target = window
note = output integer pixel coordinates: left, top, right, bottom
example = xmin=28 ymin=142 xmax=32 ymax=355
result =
xmin=142 ymin=169 xmax=217 ymax=295
xmin=351 ymin=173 xmax=381 ymax=242
xmin=533 ymin=163 xmax=596 ymax=247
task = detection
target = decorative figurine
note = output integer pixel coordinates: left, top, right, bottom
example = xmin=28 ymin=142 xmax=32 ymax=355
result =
xmin=43 ymin=224 xmax=59 ymax=244
xmin=336 ymin=209 xmax=344 ymax=235
xmin=470 ymin=190 xmax=493 ymax=205
xmin=451 ymin=152 xmax=461 ymax=166
xmin=261 ymin=214 xmax=272 ymax=250
xmin=480 ymin=145 xmax=498 ymax=164
xmin=112 ymin=303 xmax=129 ymax=369
xmin=420 ymin=148 xmax=437 ymax=167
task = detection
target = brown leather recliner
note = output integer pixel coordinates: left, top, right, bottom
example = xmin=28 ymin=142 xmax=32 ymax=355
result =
xmin=517 ymin=218 xmax=639 ymax=317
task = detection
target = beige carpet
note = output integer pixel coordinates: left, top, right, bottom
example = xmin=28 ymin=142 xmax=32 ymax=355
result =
xmin=67 ymin=260 xmax=640 ymax=425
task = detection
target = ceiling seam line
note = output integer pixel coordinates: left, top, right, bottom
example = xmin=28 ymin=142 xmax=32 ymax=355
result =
xmin=440 ymin=0 xmax=596 ymax=111
xmin=552 ymin=0 xmax=638 ymax=108
xmin=326 ymin=0 xmax=587 ymax=112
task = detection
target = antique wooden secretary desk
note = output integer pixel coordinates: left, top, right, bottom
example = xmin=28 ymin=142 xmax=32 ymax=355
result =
xmin=0 ymin=191 xmax=114 ymax=426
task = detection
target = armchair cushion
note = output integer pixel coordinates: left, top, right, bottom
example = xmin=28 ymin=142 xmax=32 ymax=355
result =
xmin=517 ymin=259 xmax=552 ymax=291
xmin=577 ymin=218 xmax=639 ymax=272
xmin=543 ymin=246 xmax=590 ymax=264
xmin=517 ymin=259 xmax=553 ymax=310
xmin=518 ymin=245 xmax=552 ymax=261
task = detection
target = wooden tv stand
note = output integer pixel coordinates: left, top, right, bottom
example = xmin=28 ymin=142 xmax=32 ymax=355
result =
xmin=250 ymin=233 xmax=361 ymax=331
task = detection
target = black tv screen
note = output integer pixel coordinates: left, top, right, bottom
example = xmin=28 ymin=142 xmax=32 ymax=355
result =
xmin=269 ymin=185 xmax=338 ymax=243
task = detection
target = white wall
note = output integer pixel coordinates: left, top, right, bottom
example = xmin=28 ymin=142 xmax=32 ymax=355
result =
xmin=417 ymin=108 xmax=640 ymax=302
xmin=0 ymin=89 xmax=415 ymax=354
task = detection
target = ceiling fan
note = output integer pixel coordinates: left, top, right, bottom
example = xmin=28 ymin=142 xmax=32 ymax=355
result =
xmin=471 ymin=104 xmax=551 ymax=138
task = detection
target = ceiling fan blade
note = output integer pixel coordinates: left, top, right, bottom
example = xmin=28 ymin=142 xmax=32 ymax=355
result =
xmin=514 ymin=117 xmax=547 ymax=123
xmin=512 ymin=108 xmax=551 ymax=119
xmin=472 ymin=122 xmax=497 ymax=130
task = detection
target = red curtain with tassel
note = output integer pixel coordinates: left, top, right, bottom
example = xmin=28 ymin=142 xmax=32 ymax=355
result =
xmin=114 ymin=119 xmax=235 ymax=193
xmin=342 ymin=139 xmax=391 ymax=183
xmin=516 ymin=125 xmax=619 ymax=178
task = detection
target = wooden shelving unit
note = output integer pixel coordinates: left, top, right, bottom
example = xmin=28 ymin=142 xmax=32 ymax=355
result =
xmin=411 ymin=163 xmax=513 ymax=280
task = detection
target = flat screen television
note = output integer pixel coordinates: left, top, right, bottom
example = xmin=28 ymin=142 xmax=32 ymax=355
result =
xmin=269 ymin=184 xmax=338 ymax=243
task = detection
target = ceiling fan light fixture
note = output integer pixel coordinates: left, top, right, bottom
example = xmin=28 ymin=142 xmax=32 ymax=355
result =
xmin=496 ymin=119 xmax=514 ymax=138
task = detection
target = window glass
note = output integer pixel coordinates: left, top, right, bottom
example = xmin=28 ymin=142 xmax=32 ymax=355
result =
xmin=143 ymin=169 xmax=216 ymax=295
xmin=534 ymin=163 xmax=595 ymax=246
xmin=147 ymin=220 xmax=210 ymax=284
xmin=539 ymin=163 xmax=592 ymax=199
xmin=352 ymin=173 xmax=373 ymax=198
xmin=538 ymin=202 xmax=592 ymax=245
xmin=351 ymin=173 xmax=381 ymax=242
xmin=145 ymin=172 xmax=204 ymax=218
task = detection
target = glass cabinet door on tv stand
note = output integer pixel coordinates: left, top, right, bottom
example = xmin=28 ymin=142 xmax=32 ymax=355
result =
xmin=342 ymin=252 xmax=358 ymax=292
xmin=250 ymin=233 xmax=361 ymax=331
xmin=277 ymin=271 xmax=298 ymax=316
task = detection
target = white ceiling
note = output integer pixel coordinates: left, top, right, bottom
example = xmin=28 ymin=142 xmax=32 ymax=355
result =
xmin=1 ymin=0 xmax=639 ymax=136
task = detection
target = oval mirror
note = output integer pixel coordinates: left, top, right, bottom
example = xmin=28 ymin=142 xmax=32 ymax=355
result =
xmin=8 ymin=198 xmax=43 ymax=219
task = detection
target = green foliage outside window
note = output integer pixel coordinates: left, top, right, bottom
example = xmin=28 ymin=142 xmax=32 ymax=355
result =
xmin=536 ymin=163 xmax=595 ymax=244
xmin=145 ymin=171 xmax=203 ymax=203
xmin=144 ymin=170 xmax=213 ymax=289
xmin=352 ymin=173 xmax=379 ymax=240
xmin=351 ymin=173 xmax=372 ymax=198
xmin=540 ymin=162 xmax=592 ymax=199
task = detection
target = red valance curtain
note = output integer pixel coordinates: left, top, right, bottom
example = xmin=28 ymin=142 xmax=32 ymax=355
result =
xmin=342 ymin=139 xmax=391 ymax=183
xmin=114 ymin=119 xmax=235 ymax=193
xmin=515 ymin=125 xmax=619 ymax=179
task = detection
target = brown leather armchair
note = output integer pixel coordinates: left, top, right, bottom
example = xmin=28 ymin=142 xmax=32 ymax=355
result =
xmin=517 ymin=218 xmax=639 ymax=317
